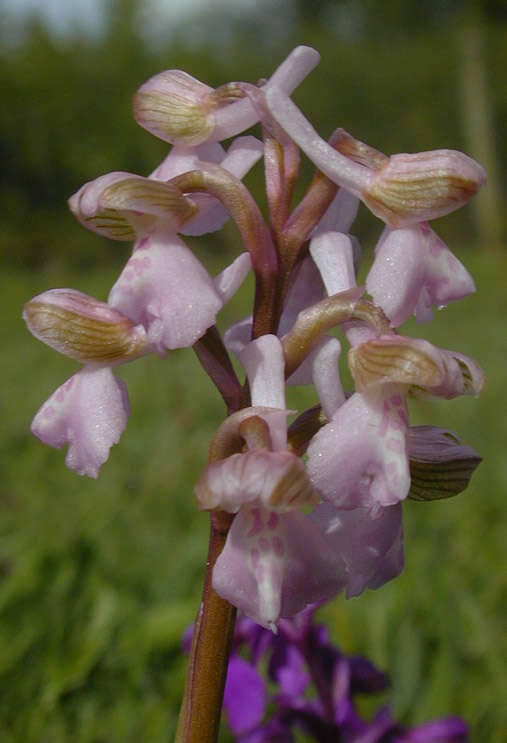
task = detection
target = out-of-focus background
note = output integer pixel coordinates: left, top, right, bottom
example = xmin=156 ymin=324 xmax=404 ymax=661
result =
xmin=1 ymin=0 xmax=506 ymax=740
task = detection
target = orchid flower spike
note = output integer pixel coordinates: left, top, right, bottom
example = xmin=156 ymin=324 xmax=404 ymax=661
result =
xmin=23 ymin=43 xmax=486 ymax=653
xmin=23 ymin=289 xmax=153 ymax=477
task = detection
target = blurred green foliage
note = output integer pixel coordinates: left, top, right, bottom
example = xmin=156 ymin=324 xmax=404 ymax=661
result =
xmin=1 ymin=1 xmax=506 ymax=741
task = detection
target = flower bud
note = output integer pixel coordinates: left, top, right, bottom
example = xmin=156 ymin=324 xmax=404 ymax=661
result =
xmin=362 ymin=150 xmax=487 ymax=228
xmin=408 ymin=426 xmax=482 ymax=501
xmin=133 ymin=70 xmax=218 ymax=145
xmin=195 ymin=449 xmax=319 ymax=513
xmin=23 ymin=289 xmax=151 ymax=364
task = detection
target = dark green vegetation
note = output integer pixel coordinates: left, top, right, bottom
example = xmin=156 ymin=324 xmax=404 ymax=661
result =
xmin=1 ymin=2 xmax=506 ymax=741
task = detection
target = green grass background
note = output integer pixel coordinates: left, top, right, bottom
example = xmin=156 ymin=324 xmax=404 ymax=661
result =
xmin=1 ymin=242 xmax=505 ymax=742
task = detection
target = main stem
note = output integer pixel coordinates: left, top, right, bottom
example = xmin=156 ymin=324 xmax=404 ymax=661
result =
xmin=175 ymin=510 xmax=236 ymax=743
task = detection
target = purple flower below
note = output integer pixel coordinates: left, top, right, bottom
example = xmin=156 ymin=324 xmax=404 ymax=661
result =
xmin=184 ymin=606 xmax=468 ymax=743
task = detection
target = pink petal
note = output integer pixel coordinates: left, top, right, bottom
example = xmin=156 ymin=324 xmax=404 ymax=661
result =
xmin=310 ymin=232 xmax=357 ymax=295
xmin=366 ymin=224 xmax=476 ymax=327
xmin=309 ymin=337 xmax=345 ymax=419
xmin=31 ymin=366 xmax=129 ymax=478
xmin=213 ymin=252 xmax=252 ymax=303
xmin=264 ymin=85 xmax=370 ymax=195
xmin=150 ymin=142 xmax=226 ymax=181
xmin=418 ymin=225 xmax=475 ymax=314
xmin=212 ymin=46 xmax=321 ymax=142
xmin=366 ymin=227 xmax=424 ymax=327
xmin=151 ymin=142 xmax=229 ymax=235
xmin=195 ymin=449 xmax=317 ymax=513
xmin=309 ymin=232 xmax=374 ymax=346
xmin=306 ymin=389 xmax=410 ymax=510
xmin=224 ymin=315 xmax=253 ymax=357
xmin=239 ymin=335 xmax=286 ymax=410
xmin=311 ymin=502 xmax=404 ymax=597
xmin=213 ymin=507 xmax=347 ymax=629
xmin=108 ymin=232 xmax=223 ymax=353
xmin=279 ymin=255 xmax=325 ymax=335
xmin=239 ymin=335 xmax=288 ymax=452
xmin=312 ymin=188 xmax=359 ymax=235
xmin=217 ymin=135 xmax=264 ymax=177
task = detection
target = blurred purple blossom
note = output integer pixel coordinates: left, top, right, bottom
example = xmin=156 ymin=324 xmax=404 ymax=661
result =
xmin=184 ymin=606 xmax=468 ymax=743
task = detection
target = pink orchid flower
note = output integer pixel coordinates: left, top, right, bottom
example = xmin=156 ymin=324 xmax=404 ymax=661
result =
xmin=23 ymin=289 xmax=153 ymax=478
xmin=69 ymin=137 xmax=261 ymax=353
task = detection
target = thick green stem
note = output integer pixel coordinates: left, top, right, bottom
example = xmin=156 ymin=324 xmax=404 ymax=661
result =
xmin=175 ymin=510 xmax=236 ymax=743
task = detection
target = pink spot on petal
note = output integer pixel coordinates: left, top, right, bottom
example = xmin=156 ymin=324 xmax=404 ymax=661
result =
xmin=135 ymin=236 xmax=150 ymax=251
xmin=272 ymin=536 xmax=284 ymax=557
xmin=267 ymin=512 xmax=279 ymax=530
xmin=43 ymin=405 xmax=56 ymax=419
xmin=55 ymin=389 xmax=65 ymax=403
xmin=429 ymin=239 xmax=444 ymax=257
xmin=247 ymin=508 xmax=264 ymax=538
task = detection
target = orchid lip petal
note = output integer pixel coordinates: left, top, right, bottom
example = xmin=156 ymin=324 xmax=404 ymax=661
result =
xmin=31 ymin=366 xmax=129 ymax=478
xmin=306 ymin=389 xmax=410 ymax=510
xmin=366 ymin=224 xmax=476 ymax=326
xmin=108 ymin=232 xmax=223 ymax=353
xmin=311 ymin=502 xmax=404 ymax=598
xmin=213 ymin=507 xmax=347 ymax=629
